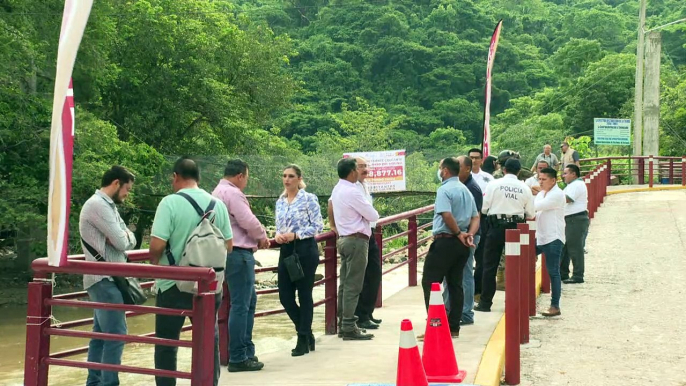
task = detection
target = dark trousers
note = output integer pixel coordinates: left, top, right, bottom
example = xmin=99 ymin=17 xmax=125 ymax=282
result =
xmin=479 ymin=223 xmax=518 ymax=308
xmin=355 ymin=233 xmax=381 ymax=322
xmin=561 ymin=214 xmax=589 ymax=280
xmin=278 ymin=238 xmax=319 ymax=335
xmin=155 ymin=285 xmax=222 ymax=386
xmin=421 ymin=237 xmax=470 ymax=331
xmin=474 ymin=220 xmax=489 ymax=295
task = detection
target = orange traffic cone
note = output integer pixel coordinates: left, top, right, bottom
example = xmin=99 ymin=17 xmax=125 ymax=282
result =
xmin=396 ymin=319 xmax=428 ymax=386
xmin=422 ymin=282 xmax=467 ymax=383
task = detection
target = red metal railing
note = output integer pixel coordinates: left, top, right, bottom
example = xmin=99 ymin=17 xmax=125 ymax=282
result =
xmin=26 ymin=259 xmax=218 ymax=386
xmin=580 ymin=155 xmax=686 ymax=187
xmin=25 ymin=205 xmax=436 ymax=383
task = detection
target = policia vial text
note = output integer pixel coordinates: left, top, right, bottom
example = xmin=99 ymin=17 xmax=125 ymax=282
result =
xmin=499 ymin=185 xmax=523 ymax=199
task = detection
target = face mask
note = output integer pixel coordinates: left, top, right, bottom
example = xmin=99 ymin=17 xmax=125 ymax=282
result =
xmin=437 ymin=168 xmax=443 ymax=182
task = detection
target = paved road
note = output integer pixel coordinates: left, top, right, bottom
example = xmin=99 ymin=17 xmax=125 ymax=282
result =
xmin=522 ymin=190 xmax=686 ymax=386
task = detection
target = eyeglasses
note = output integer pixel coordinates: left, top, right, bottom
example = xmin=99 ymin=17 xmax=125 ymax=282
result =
xmin=282 ymin=174 xmax=297 ymax=178
xmin=357 ymin=164 xmax=368 ymax=168
xmin=469 ymin=156 xmax=481 ymax=160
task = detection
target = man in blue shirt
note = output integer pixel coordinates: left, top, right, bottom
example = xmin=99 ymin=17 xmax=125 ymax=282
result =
xmin=422 ymin=157 xmax=480 ymax=337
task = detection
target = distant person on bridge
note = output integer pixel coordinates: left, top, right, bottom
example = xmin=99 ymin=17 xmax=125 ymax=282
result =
xmin=275 ymin=164 xmax=324 ymax=357
xmin=482 ymin=155 xmax=498 ymax=175
xmin=560 ymin=164 xmax=589 ymax=284
xmin=149 ymin=158 xmax=234 ymax=385
xmin=560 ymin=141 xmax=581 ymax=168
xmin=423 ymin=157 xmax=479 ymax=338
xmin=329 ymin=157 xmax=383 ymax=331
xmin=330 ymin=157 xmax=379 ymax=340
xmin=534 ymin=167 xmax=566 ymax=317
xmin=475 ymin=158 xmax=535 ymax=313
xmin=531 ymin=144 xmax=560 ymax=172
xmin=211 ymin=159 xmax=270 ymax=372
xmin=80 ymin=165 xmax=137 ymax=386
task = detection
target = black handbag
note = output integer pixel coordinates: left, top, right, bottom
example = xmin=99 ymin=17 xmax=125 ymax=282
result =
xmin=82 ymin=238 xmax=147 ymax=305
xmin=283 ymin=241 xmax=305 ymax=282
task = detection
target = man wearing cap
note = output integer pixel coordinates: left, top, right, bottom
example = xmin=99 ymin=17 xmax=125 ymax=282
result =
xmin=493 ymin=150 xmax=533 ymax=181
xmin=475 ymin=158 xmax=535 ymax=312
xmin=422 ymin=157 xmax=479 ymax=337
xmin=560 ymin=142 xmax=580 ymax=168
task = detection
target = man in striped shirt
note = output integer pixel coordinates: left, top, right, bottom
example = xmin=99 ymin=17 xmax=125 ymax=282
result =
xmin=80 ymin=165 xmax=137 ymax=386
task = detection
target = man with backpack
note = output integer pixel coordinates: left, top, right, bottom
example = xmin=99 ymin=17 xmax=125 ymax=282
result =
xmin=149 ymin=157 xmax=234 ymax=386
xmin=212 ymin=159 xmax=270 ymax=372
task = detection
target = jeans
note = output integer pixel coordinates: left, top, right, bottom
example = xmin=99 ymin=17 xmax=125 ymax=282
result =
xmin=355 ymin=233 xmax=382 ymax=322
xmin=337 ymin=236 xmax=369 ymax=331
xmin=278 ymin=238 xmax=319 ymax=335
xmin=422 ymin=238 xmax=469 ymax=331
xmin=225 ymin=248 xmax=257 ymax=363
xmin=154 ymin=285 xmax=222 ymax=386
xmin=537 ymin=240 xmax=564 ymax=308
xmin=561 ymin=214 xmax=589 ymax=280
xmin=442 ymin=235 xmax=480 ymax=323
xmin=86 ymin=279 xmax=127 ymax=386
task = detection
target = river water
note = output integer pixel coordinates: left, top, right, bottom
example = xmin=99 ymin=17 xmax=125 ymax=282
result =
xmin=0 ymin=250 xmax=415 ymax=385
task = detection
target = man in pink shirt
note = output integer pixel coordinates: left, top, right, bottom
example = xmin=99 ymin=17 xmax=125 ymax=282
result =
xmin=212 ymin=159 xmax=269 ymax=372
xmin=330 ymin=158 xmax=380 ymax=340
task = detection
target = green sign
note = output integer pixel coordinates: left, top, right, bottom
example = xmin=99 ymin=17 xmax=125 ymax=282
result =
xmin=594 ymin=118 xmax=631 ymax=145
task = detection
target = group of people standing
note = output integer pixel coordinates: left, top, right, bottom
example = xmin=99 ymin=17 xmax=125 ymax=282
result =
xmin=78 ymin=155 xmax=387 ymax=385
xmin=422 ymin=142 xmax=590 ymax=338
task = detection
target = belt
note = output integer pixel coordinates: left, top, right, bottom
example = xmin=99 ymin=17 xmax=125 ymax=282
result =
xmin=233 ymin=246 xmax=254 ymax=252
xmin=340 ymin=232 xmax=370 ymax=240
xmin=565 ymin=211 xmax=588 ymax=219
xmin=433 ymin=233 xmax=458 ymax=239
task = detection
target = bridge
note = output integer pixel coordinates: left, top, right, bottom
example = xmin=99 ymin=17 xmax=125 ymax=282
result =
xmin=23 ymin=156 xmax=686 ymax=385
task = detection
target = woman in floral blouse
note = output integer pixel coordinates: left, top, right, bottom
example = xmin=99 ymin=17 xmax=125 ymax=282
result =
xmin=275 ymin=164 xmax=324 ymax=357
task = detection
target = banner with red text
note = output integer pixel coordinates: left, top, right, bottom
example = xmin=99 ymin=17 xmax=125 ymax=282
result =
xmin=343 ymin=150 xmax=406 ymax=193
xmin=482 ymin=19 xmax=503 ymax=158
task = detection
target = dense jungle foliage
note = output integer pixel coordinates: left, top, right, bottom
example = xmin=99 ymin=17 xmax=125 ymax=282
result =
xmin=1 ymin=0 xmax=685 ymax=260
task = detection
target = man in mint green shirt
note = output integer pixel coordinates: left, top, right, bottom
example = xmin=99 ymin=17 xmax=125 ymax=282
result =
xmin=149 ymin=157 xmax=233 ymax=386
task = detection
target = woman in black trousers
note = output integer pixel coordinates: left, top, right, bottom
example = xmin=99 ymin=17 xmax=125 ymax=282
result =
xmin=275 ymin=165 xmax=324 ymax=356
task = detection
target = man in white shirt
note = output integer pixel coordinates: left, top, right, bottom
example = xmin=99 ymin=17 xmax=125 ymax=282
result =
xmin=525 ymin=160 xmax=550 ymax=196
xmin=330 ymin=158 xmax=380 ymax=340
xmin=469 ymin=148 xmax=494 ymax=193
xmin=475 ymin=159 xmax=535 ymax=312
xmin=534 ymin=167 xmax=566 ymax=317
xmin=560 ymin=164 xmax=589 ymax=284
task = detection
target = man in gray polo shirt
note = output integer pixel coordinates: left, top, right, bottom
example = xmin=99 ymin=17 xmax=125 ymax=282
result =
xmin=80 ymin=165 xmax=137 ymax=386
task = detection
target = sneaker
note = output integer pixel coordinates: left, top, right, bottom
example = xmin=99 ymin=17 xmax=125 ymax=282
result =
xmin=341 ymin=329 xmax=374 ymax=340
xmin=228 ymin=359 xmax=264 ymax=372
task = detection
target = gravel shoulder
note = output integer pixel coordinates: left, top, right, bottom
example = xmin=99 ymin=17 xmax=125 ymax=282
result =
xmin=521 ymin=190 xmax=686 ymax=386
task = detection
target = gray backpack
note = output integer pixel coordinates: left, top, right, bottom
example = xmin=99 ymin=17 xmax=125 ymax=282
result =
xmin=165 ymin=192 xmax=227 ymax=294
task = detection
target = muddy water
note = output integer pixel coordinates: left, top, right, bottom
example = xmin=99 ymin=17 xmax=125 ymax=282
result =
xmin=0 ymin=250 xmax=415 ymax=385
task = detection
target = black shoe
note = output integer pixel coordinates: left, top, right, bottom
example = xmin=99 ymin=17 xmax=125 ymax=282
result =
xmin=228 ymin=359 xmax=264 ymax=372
xmin=291 ymin=334 xmax=310 ymax=357
xmin=460 ymin=320 xmax=474 ymax=326
xmin=474 ymin=303 xmax=491 ymax=312
xmin=450 ymin=328 xmax=460 ymax=338
xmin=341 ymin=329 xmax=374 ymax=340
xmin=249 ymin=356 xmax=259 ymax=362
xmin=370 ymin=316 xmax=382 ymax=324
xmin=338 ymin=327 xmax=366 ymax=338
xmin=563 ymin=277 xmax=584 ymax=284
xmin=357 ymin=320 xmax=379 ymax=330
xmin=308 ymin=333 xmax=315 ymax=351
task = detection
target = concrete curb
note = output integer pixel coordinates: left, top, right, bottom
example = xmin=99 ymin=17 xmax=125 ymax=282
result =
xmin=606 ymin=186 xmax=686 ymax=195
xmin=473 ymin=267 xmax=543 ymax=386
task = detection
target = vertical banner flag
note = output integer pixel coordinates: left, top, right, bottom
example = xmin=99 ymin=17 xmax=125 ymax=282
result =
xmin=482 ymin=19 xmax=503 ymax=158
xmin=48 ymin=0 xmax=94 ymax=266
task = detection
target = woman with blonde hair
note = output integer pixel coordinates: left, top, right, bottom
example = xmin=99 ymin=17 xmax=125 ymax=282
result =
xmin=275 ymin=164 xmax=324 ymax=356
